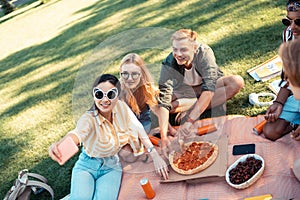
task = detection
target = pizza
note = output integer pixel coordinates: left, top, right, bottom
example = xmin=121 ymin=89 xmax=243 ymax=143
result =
xmin=169 ymin=141 xmax=218 ymax=175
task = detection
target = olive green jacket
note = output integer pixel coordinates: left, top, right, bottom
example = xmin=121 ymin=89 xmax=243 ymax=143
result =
xmin=158 ymin=43 xmax=223 ymax=110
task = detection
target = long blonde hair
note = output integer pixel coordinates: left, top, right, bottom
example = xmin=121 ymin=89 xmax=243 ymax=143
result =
xmin=279 ymin=39 xmax=300 ymax=87
xmin=119 ymin=53 xmax=159 ymax=115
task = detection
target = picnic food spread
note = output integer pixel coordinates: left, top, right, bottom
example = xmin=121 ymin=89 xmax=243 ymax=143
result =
xmin=169 ymin=141 xmax=218 ymax=175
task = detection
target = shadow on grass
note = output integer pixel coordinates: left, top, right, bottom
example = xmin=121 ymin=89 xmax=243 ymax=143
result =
xmin=0 ymin=0 xmax=285 ymax=198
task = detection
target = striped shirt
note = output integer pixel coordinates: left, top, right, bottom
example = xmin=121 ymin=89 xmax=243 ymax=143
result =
xmin=70 ymin=100 xmax=145 ymax=158
xmin=283 ymin=26 xmax=294 ymax=43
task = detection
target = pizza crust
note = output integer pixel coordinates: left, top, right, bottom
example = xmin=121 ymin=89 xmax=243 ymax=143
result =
xmin=169 ymin=141 xmax=219 ymax=175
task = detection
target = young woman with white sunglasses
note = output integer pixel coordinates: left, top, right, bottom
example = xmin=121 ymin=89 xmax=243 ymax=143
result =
xmin=49 ymin=74 xmax=168 ymax=200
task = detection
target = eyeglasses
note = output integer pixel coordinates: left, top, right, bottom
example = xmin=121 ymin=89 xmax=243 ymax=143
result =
xmin=282 ymin=17 xmax=300 ymax=26
xmin=287 ymin=2 xmax=300 ymax=11
xmin=93 ymin=87 xmax=118 ymax=100
xmin=120 ymin=72 xmax=141 ymax=80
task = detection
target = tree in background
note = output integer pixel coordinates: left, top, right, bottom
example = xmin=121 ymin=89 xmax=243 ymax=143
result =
xmin=0 ymin=0 xmax=15 ymax=15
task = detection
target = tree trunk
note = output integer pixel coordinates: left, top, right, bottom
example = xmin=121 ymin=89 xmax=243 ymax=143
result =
xmin=0 ymin=0 xmax=15 ymax=15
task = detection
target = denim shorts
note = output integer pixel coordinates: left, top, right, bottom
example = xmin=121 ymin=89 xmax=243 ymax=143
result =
xmin=70 ymin=149 xmax=122 ymax=200
xmin=279 ymin=95 xmax=300 ymax=125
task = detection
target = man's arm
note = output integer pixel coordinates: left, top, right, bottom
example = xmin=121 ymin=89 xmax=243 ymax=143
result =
xmin=176 ymin=91 xmax=214 ymax=138
xmin=188 ymin=90 xmax=214 ymax=121
xmin=265 ymin=86 xmax=291 ymax=122
xmin=156 ymin=54 xmax=178 ymax=157
xmin=157 ymin=106 xmax=170 ymax=140
xmin=274 ymin=86 xmax=290 ymax=105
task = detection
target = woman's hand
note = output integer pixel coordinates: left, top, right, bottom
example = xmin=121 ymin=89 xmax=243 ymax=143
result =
xmin=48 ymin=142 xmax=62 ymax=163
xmin=150 ymin=150 xmax=169 ymax=180
xmin=291 ymin=126 xmax=300 ymax=141
xmin=265 ymin=102 xmax=283 ymax=122
xmin=161 ymin=136 xmax=173 ymax=158
xmin=49 ymin=134 xmax=79 ymax=164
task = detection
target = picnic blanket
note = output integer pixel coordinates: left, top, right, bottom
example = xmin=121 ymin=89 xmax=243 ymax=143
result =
xmin=118 ymin=115 xmax=300 ymax=200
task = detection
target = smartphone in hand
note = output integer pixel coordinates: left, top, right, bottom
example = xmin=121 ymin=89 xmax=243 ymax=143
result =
xmin=232 ymin=143 xmax=255 ymax=155
xmin=57 ymin=137 xmax=79 ymax=165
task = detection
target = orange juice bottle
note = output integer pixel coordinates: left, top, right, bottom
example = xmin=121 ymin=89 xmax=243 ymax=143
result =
xmin=140 ymin=178 xmax=155 ymax=199
xmin=253 ymin=120 xmax=267 ymax=135
xmin=197 ymin=124 xmax=217 ymax=136
xmin=148 ymin=135 xmax=161 ymax=147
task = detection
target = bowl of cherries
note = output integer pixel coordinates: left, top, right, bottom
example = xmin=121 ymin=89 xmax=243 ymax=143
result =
xmin=225 ymin=154 xmax=264 ymax=189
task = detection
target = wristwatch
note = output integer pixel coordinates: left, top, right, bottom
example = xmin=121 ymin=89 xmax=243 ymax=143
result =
xmin=147 ymin=146 xmax=155 ymax=153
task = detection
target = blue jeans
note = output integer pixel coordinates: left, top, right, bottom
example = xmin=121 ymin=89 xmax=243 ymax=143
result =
xmin=70 ymin=150 xmax=122 ymax=200
xmin=137 ymin=105 xmax=151 ymax=133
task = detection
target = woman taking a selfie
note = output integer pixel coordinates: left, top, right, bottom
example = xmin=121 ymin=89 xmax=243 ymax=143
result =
xmin=49 ymin=74 xmax=168 ymax=200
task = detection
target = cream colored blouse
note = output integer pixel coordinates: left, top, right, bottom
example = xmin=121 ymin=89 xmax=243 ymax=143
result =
xmin=70 ymin=100 xmax=145 ymax=158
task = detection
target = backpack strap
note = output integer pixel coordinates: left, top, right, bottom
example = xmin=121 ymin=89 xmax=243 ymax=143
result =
xmin=4 ymin=169 xmax=54 ymax=200
xmin=27 ymin=180 xmax=54 ymax=200
xmin=27 ymin=172 xmax=48 ymax=183
xmin=3 ymin=179 xmax=27 ymax=200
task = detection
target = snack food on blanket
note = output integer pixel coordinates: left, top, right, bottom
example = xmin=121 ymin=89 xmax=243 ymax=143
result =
xmin=229 ymin=156 xmax=262 ymax=184
xmin=169 ymin=141 xmax=218 ymax=175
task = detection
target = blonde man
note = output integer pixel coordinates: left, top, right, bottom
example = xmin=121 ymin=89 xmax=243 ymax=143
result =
xmin=157 ymin=29 xmax=244 ymax=156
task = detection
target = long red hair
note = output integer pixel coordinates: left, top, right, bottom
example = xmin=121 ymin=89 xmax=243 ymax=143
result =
xmin=119 ymin=53 xmax=159 ymax=116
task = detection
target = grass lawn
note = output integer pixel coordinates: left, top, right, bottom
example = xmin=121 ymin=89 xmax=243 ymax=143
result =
xmin=0 ymin=0 xmax=39 ymax=17
xmin=0 ymin=0 xmax=287 ymax=199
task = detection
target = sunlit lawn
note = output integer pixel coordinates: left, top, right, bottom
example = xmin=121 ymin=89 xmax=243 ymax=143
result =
xmin=0 ymin=0 xmax=286 ymax=198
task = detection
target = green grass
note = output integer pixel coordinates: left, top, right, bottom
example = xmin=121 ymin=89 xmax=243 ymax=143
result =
xmin=16 ymin=0 xmax=39 ymax=8
xmin=0 ymin=0 xmax=287 ymax=199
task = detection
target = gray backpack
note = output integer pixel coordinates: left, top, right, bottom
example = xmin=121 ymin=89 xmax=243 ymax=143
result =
xmin=3 ymin=169 xmax=54 ymax=200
